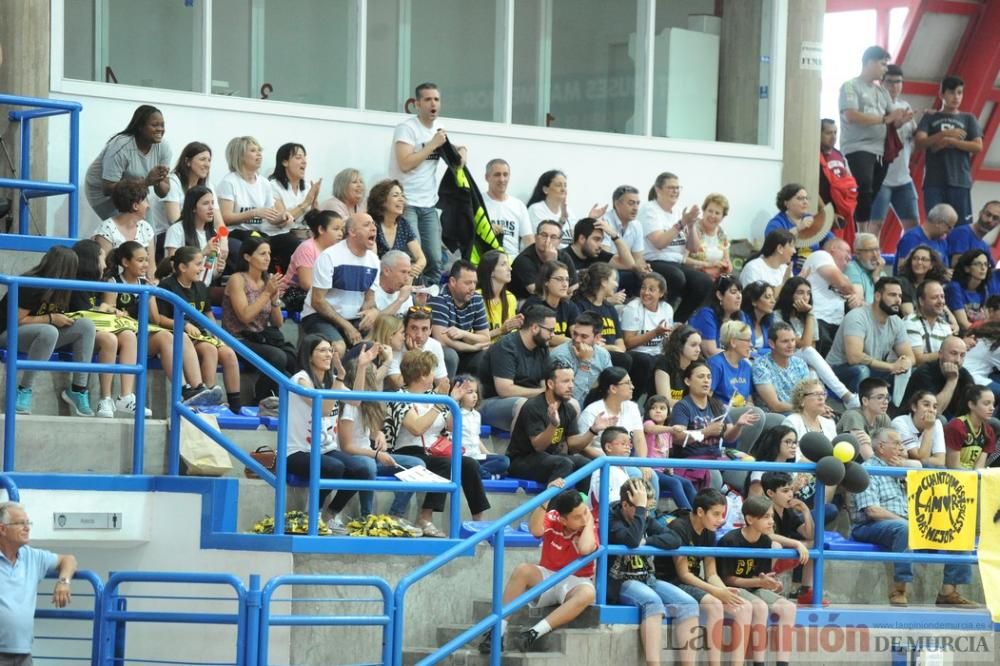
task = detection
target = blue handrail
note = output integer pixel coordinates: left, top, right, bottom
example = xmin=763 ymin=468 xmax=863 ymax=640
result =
xmin=0 ymin=472 xmax=20 ymax=501
xmin=0 ymin=94 xmax=82 ymax=238
xmin=394 ymin=456 xmax=985 ymax=666
xmin=35 ymin=570 xmax=104 ymax=665
xmin=0 ymin=273 xmax=466 ymax=537
xmin=258 ymin=574 xmax=395 ymax=666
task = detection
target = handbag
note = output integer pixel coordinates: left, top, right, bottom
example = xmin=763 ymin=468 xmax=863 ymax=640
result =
xmin=179 ymin=414 xmax=234 ymax=476
xmin=427 ymin=434 xmax=454 ymax=458
xmin=244 ymin=446 xmax=277 ymax=479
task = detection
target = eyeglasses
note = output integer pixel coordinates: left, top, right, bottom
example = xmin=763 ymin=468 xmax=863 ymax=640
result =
xmin=970 ymin=261 xmax=990 ymax=268
xmin=537 ymin=325 xmax=555 ymax=334
xmin=793 ymin=195 xmax=810 ymax=202
xmin=537 ymin=233 xmax=561 ymax=241
xmin=910 ymin=255 xmax=931 ymax=263
xmin=5 ymin=520 xmax=32 ymax=527
xmin=549 ymin=275 xmax=570 ymax=283
xmin=663 ymin=186 xmax=682 ymax=192
xmin=856 ymin=247 xmax=880 ymax=253
xmin=865 ymin=393 xmax=890 ymax=401
xmin=617 ymin=378 xmax=633 ymax=386
xmin=805 ymin=391 xmax=827 ymax=399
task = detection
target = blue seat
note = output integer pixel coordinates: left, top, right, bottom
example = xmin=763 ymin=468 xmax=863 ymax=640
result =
xmin=480 ymin=424 xmax=491 ymax=438
xmin=823 ymin=530 xmax=884 ymax=552
xmin=240 ymin=406 xmax=260 ymax=417
xmin=459 ymin=520 xmax=540 ymax=547
xmin=517 ymin=479 xmax=545 ymax=495
xmin=482 ymin=478 xmax=520 ymax=493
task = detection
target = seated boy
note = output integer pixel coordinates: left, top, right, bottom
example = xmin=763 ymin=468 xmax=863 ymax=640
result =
xmin=718 ymin=495 xmax=801 ymax=666
xmin=479 ymin=486 xmax=597 ymax=655
xmin=589 ymin=426 xmax=660 ymax=513
xmin=761 ymin=471 xmax=825 ymax=605
xmin=608 ymin=477 xmax=698 ymax=666
xmin=655 ymin=488 xmax=752 ymax=666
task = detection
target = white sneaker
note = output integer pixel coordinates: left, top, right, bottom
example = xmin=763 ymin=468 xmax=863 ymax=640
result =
xmin=96 ymin=397 xmax=115 ymax=418
xmin=325 ymin=516 xmax=348 ymax=535
xmin=115 ymin=394 xmax=153 ymax=417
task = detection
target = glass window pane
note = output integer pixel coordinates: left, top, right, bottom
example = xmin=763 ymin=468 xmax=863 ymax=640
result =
xmin=212 ymin=0 xmax=355 ymax=106
xmin=64 ymin=0 xmax=95 ymax=81
xmin=514 ymin=0 xmax=639 ymax=134
xmin=821 ymin=10 xmax=876 ymax=123
xmin=366 ymin=0 xmax=496 ymax=121
xmin=104 ymin=0 xmax=201 ymax=92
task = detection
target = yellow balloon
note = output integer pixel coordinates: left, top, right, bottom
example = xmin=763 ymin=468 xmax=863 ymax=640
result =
xmin=833 ymin=441 xmax=855 ymax=463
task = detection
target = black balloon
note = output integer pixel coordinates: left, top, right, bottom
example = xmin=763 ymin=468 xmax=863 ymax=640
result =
xmin=842 ymin=461 xmax=871 ymax=493
xmin=815 ymin=456 xmax=846 ymax=486
xmin=799 ymin=431 xmax=833 ymax=462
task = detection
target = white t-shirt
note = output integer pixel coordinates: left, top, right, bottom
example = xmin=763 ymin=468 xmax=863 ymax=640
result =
xmin=287 ymin=370 xmax=338 ymax=456
xmin=301 ymin=241 xmax=380 ymax=321
xmin=602 ymin=207 xmax=644 ymax=255
xmin=890 ymin=414 xmax=946 ymax=457
xmin=394 ymin=401 xmax=447 ymax=451
xmin=578 ymin=399 xmax=643 ymax=447
xmin=271 ymin=179 xmax=309 ymax=226
xmin=589 ymin=465 xmax=631 ymax=509
xmin=164 ymin=222 xmax=208 ymax=253
xmin=638 ymin=201 xmax=685 ymax=263
xmin=215 ymin=171 xmax=281 ymax=235
xmin=963 ymin=340 xmax=1000 ymax=385
xmin=94 ymin=218 xmax=156 ymax=249
xmin=389 ymin=116 xmax=442 ymax=208
xmin=883 ymin=99 xmax=917 ymax=187
xmin=783 ymin=413 xmax=838 ymax=443
xmin=739 ymin=257 xmax=788 ymax=288
xmin=387 ymin=338 xmax=448 ymax=381
xmin=803 ymin=250 xmax=847 ymax=325
xmin=485 ymin=193 xmax=532 ymax=257
xmin=372 ymin=279 xmax=413 ymax=313
xmin=527 ymin=200 xmax=574 ymax=248
xmin=338 ymin=403 xmax=371 ymax=451
xmin=620 ymin=299 xmax=674 ymax=356
xmin=461 ymin=407 xmax=487 ymax=460
xmin=147 ymin=173 xmax=184 ymax=233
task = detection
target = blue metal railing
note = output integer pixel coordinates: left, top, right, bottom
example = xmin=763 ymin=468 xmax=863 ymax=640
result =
xmin=33 ymin=570 xmax=104 ymax=665
xmin=0 ymin=273 xmax=466 ymax=536
xmin=393 ymin=456 xmax=986 ymax=666
xmin=0 ymin=94 xmax=82 ymax=238
xmin=0 ymin=471 xmax=20 ymax=501
xmin=259 ymin=574 xmax=394 ymax=666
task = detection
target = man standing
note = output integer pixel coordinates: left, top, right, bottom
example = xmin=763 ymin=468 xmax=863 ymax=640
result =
xmin=478 ymin=305 xmax=555 ymax=431
xmin=870 ymin=64 xmax=919 ymax=235
xmin=0 ymin=502 xmax=78 ymax=663
xmin=947 ymin=201 xmax=1000 ymax=265
xmin=390 ymin=82 xmax=461 ymax=283
xmin=510 ymin=220 xmax=579 ymax=299
xmin=901 ymin=335 xmax=974 ymax=419
xmin=429 ymin=259 xmax=491 ymax=376
xmin=549 ymin=311 xmax=612 ymax=404
xmin=915 ymin=76 xmax=984 ymax=226
xmin=844 ymin=232 xmax=886 ymax=304
xmin=802 ymin=237 xmax=862 ymax=354
xmin=752 ymin=322 xmax=812 ymax=414
xmin=894 ymin=203 xmax=957 ymax=273
xmin=827 ymin=277 xmax=914 ymax=395
xmin=506 ymin=360 xmax=611 ymax=488
xmin=301 ymin=213 xmax=380 ymax=355
xmin=851 ymin=429 xmax=977 ymax=607
xmin=819 ymin=118 xmax=858 ymax=245
xmin=903 ymin=279 xmax=957 ymax=364
xmin=483 ymin=158 xmax=533 ymax=258
xmin=839 ymin=46 xmax=905 ymax=234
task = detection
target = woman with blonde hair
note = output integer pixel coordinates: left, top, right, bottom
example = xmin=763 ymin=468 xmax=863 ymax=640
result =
xmin=319 ymin=168 xmax=368 ymax=219
xmin=686 ymin=192 xmax=732 ymax=280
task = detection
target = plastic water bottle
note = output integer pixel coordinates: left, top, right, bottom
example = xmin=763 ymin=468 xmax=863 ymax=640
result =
xmin=202 ymin=226 xmax=229 ymax=281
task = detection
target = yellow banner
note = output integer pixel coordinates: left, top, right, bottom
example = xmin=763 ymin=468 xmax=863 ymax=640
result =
xmin=906 ymin=469 xmax=978 ymax=551
xmin=980 ymin=469 xmax=1000 ymax=623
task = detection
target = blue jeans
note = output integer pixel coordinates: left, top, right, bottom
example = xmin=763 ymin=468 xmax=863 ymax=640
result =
xmin=618 ymin=577 xmax=699 ymax=621
xmin=924 ymin=185 xmax=973 ymax=226
xmin=477 ymin=454 xmax=510 ymax=479
xmin=871 ymin=181 xmax=919 ymax=223
xmin=832 ymin=364 xmax=892 ymax=395
xmin=402 ymin=204 xmax=443 ymax=283
xmin=655 ymin=471 xmax=696 ymax=510
xmin=286 ymin=449 xmax=373 ymax=514
xmin=354 ymin=452 xmax=425 ymax=517
xmin=851 ymin=518 xmax=971 ymax=584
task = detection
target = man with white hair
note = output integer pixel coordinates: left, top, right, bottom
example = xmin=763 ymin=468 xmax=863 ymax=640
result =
xmin=372 ymin=250 xmax=415 ymax=315
xmin=0 ymin=502 xmax=78 ymax=663
xmin=844 ymin=232 xmax=885 ymax=304
xmin=893 ymin=203 xmax=956 ymax=273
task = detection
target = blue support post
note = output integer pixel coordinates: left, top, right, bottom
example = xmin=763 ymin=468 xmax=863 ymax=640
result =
xmin=449 ymin=400 xmax=463 ymax=538
xmin=68 ymin=107 xmax=81 ymax=239
xmin=132 ymin=292 xmax=150 ymax=474
xmin=595 ymin=463 xmax=610 ymax=605
xmin=813 ymin=479 xmax=826 ymax=608
xmin=18 ymin=117 xmax=30 ymax=234
xmin=490 ymin=527 xmax=505 ymax=666
xmin=274 ymin=382 xmax=291 ymax=535
xmin=306 ymin=394 xmax=322 ymax=536
xmin=3 ymin=287 xmax=19 ymax=472
xmin=244 ymin=575 xmax=261 ymax=666
xmin=167 ymin=311 xmax=186 ymax=476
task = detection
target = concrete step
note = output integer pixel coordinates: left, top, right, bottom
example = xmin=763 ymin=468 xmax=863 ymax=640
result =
xmin=401 ymin=647 xmax=567 ymax=666
xmin=471 ymin=600 xmax=601 ymax=629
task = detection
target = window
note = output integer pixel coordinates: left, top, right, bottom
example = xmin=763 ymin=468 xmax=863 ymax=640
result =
xmin=365 ymin=0 xmax=497 ymax=122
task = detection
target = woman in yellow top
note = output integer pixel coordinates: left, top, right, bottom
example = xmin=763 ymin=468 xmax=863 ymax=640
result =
xmin=476 ymin=250 xmax=521 ymax=343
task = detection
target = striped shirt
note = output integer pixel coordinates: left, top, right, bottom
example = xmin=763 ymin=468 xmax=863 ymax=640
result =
xmin=429 ymin=287 xmax=488 ymax=333
xmin=852 ymin=456 xmax=908 ymax=525
xmin=903 ymin=313 xmax=951 ymax=357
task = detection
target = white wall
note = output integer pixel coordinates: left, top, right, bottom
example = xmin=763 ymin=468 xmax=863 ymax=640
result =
xmin=22 ymin=488 xmax=292 ymax=664
xmin=47 ymin=85 xmax=785 ymax=243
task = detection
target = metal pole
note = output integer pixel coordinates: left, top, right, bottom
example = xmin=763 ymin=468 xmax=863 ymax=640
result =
xmin=3 ymin=288 xmax=20 ymax=472
xmin=132 ymin=293 xmax=150 ymax=474
xmin=69 ymin=108 xmax=81 ymax=238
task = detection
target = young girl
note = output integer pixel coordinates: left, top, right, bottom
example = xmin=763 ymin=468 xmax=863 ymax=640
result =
xmin=154 ymin=246 xmax=241 ymax=413
xmin=103 ymin=241 xmax=224 ymax=407
xmin=643 ymin=395 xmax=697 ymax=511
xmin=164 ymin=185 xmax=227 ymax=285
xmin=69 ymin=239 xmax=145 ymax=418
xmin=0 ymin=246 xmax=97 ymax=416
xmin=455 ymin=375 xmax=510 ymax=479
xmin=745 ymin=425 xmax=798 ymax=497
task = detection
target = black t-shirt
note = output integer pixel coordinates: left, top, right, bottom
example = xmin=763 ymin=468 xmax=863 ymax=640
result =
xmin=901 ymin=361 xmax=975 ymax=418
xmin=509 ymin=246 xmax=579 ymax=300
xmin=574 ymin=298 xmax=623 ymax=341
xmin=112 ymin=276 xmax=148 ymax=320
xmin=772 ymin=506 xmax=805 ymax=540
xmin=507 ymin=393 xmax=580 ymax=459
xmin=564 ymin=247 xmax=615 ymax=273
xmin=522 ymin=296 xmax=579 ymax=339
xmin=655 ymin=513 xmax=716 ymax=582
xmin=158 ymin=275 xmax=211 ymax=331
xmin=717 ymin=528 xmax=772 ymax=580
xmin=0 ymin=287 xmax=59 ymax=335
xmin=478 ymin=331 xmax=549 ymax=400
xmin=68 ymin=290 xmax=98 ymax=312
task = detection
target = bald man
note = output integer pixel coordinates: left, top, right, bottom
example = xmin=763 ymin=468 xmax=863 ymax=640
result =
xmin=900 ymin=335 xmax=975 ymax=418
xmin=802 ymin=237 xmax=864 ymax=355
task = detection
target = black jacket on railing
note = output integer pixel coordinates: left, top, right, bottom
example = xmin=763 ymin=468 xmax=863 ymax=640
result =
xmin=436 ymin=140 xmax=501 ymax=264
